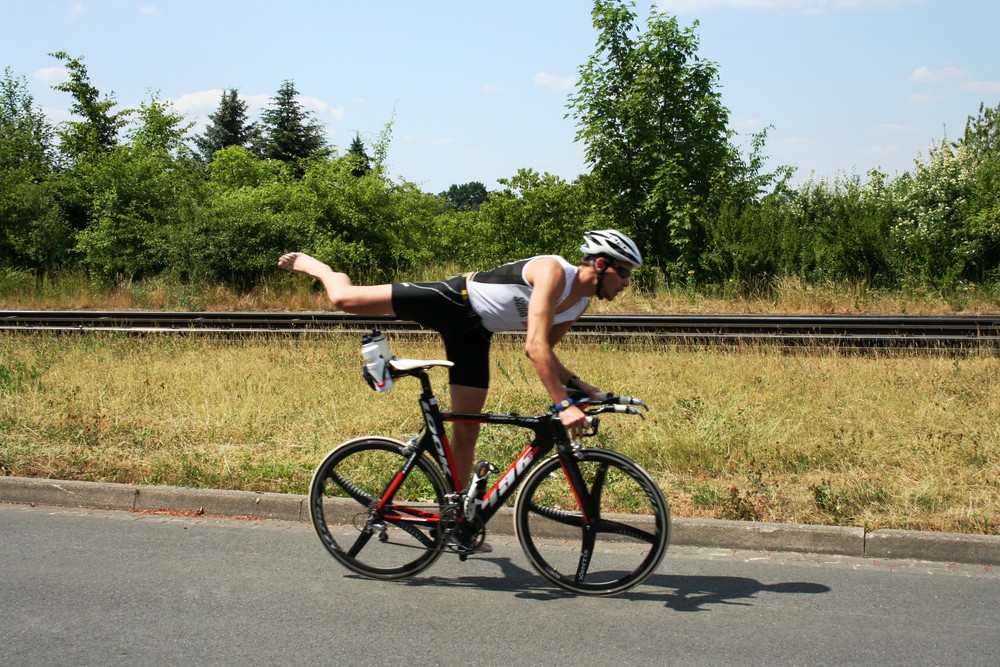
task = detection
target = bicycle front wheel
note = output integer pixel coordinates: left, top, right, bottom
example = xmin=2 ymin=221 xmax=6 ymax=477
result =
xmin=309 ymin=437 xmax=449 ymax=580
xmin=514 ymin=449 xmax=670 ymax=595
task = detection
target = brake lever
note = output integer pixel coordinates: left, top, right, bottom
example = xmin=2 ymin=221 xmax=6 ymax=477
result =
xmin=570 ymin=416 xmax=600 ymax=450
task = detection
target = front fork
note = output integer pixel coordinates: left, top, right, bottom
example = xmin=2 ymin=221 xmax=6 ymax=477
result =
xmin=555 ymin=426 xmax=598 ymax=526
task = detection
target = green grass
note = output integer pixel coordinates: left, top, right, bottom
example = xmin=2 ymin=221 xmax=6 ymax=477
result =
xmin=1 ymin=332 xmax=997 ymax=534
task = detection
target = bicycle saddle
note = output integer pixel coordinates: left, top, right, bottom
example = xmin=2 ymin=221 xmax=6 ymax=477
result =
xmin=388 ymin=358 xmax=454 ymax=371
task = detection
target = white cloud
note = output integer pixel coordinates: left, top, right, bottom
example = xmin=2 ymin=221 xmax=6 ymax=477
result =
xmin=534 ymin=72 xmax=575 ymax=90
xmin=299 ymin=95 xmax=345 ymax=122
xmin=60 ymin=1 xmax=164 ymax=20
xmin=242 ymin=93 xmax=272 ymax=110
xmin=65 ymin=2 xmax=88 ymax=20
xmin=731 ymin=116 xmax=765 ymax=132
xmin=482 ymin=82 xmax=501 ymax=94
xmin=34 ymin=66 xmax=68 ymax=85
xmin=907 ymin=90 xmax=945 ymax=105
xmin=171 ymin=89 xmax=224 ymax=113
xmin=41 ymin=106 xmax=74 ymax=124
xmin=961 ymin=80 xmax=1000 ymax=94
xmin=174 ymin=90 xmax=344 ymax=121
xmin=657 ymin=0 xmax=922 ymax=14
xmin=909 ymin=66 xmax=967 ymax=83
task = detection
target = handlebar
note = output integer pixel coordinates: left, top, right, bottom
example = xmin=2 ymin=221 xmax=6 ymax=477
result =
xmin=565 ymin=387 xmax=648 ymax=416
xmin=560 ymin=388 xmax=648 ymax=443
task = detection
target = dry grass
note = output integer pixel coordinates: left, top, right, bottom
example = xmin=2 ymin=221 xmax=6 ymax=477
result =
xmin=589 ymin=275 xmax=999 ymax=316
xmin=2 ymin=269 xmax=998 ymax=314
xmin=2 ymin=332 xmax=997 ymax=534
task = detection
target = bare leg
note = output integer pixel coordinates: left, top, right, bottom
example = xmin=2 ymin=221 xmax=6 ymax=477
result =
xmin=450 ymin=383 xmax=493 ymax=553
xmin=448 ymin=384 xmax=489 ymax=489
xmin=277 ymin=252 xmax=394 ymax=315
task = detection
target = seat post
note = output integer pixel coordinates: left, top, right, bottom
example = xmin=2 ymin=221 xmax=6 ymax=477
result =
xmin=415 ymin=369 xmax=436 ymax=400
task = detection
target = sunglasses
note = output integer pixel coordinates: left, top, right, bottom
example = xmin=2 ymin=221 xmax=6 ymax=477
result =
xmin=609 ymin=263 xmax=633 ymax=279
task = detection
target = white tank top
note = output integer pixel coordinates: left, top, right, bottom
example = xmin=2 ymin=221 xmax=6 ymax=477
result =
xmin=466 ymin=255 xmax=590 ymax=333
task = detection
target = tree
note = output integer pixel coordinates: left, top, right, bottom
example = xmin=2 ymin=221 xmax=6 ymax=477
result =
xmin=477 ymin=170 xmax=588 ymax=262
xmin=48 ymin=51 xmax=129 ymax=161
xmin=73 ymin=96 xmax=203 ymax=280
xmin=0 ymin=68 xmax=69 ymax=269
xmin=440 ymin=181 xmax=488 ymax=211
xmin=1 ymin=66 xmax=54 ymax=180
xmin=889 ymin=141 xmax=975 ymax=286
xmin=256 ymin=80 xmax=329 ymax=171
xmin=193 ymin=88 xmax=260 ymax=161
xmin=1 ymin=67 xmax=55 ymax=178
xmin=130 ymin=93 xmax=194 ymax=156
xmin=962 ymin=101 xmax=1000 ymax=163
xmin=959 ymin=102 xmax=1000 ymax=280
xmin=569 ymin=1 xmax=768 ymax=274
xmin=347 ymin=133 xmax=371 ymax=178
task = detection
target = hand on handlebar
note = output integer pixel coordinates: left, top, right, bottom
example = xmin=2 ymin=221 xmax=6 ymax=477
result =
xmin=558 ymin=404 xmax=591 ymax=442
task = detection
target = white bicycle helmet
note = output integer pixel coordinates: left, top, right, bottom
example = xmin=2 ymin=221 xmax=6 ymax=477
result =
xmin=580 ymin=229 xmax=643 ymax=267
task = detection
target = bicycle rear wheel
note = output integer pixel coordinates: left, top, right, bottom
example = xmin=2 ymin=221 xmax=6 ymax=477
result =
xmin=309 ymin=437 xmax=449 ymax=580
xmin=514 ymin=448 xmax=670 ymax=595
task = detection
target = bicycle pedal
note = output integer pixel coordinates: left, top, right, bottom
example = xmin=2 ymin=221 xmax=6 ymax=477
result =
xmin=447 ymin=534 xmax=491 ymax=557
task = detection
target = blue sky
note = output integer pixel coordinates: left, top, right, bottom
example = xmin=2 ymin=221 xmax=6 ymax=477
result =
xmin=4 ymin=0 xmax=999 ymax=193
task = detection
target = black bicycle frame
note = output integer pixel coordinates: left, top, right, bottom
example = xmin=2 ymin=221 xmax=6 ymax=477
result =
xmin=386 ymin=368 xmax=583 ymax=529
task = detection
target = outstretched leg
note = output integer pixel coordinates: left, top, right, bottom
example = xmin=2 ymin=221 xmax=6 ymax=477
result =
xmin=278 ymin=252 xmax=394 ymax=315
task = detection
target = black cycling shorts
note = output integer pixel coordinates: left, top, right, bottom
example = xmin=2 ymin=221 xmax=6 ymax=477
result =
xmin=391 ymin=275 xmax=493 ymax=389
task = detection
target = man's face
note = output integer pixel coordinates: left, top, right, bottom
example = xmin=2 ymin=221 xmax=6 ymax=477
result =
xmin=598 ymin=258 xmax=634 ymax=300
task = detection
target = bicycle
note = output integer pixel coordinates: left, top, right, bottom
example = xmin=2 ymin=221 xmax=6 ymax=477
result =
xmin=308 ymin=334 xmax=670 ymax=596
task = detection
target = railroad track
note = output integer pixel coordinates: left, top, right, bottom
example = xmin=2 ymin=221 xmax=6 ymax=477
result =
xmin=2 ymin=310 xmax=999 ymax=350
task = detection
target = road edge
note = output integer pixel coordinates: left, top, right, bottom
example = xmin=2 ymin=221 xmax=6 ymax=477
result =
xmin=2 ymin=475 xmax=997 ymax=566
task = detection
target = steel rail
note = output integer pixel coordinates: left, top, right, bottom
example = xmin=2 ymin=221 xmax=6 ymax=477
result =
xmin=2 ymin=310 xmax=999 ymax=349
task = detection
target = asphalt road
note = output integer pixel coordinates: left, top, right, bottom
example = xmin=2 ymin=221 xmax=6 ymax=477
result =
xmin=2 ymin=503 xmax=998 ymax=667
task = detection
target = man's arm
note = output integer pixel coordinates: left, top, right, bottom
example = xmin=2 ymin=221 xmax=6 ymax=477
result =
xmin=523 ymin=258 xmax=589 ymax=434
xmin=549 ymin=320 xmax=602 ymax=400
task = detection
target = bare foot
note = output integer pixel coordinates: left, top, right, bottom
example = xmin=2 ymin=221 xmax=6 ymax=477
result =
xmin=277 ymin=252 xmax=331 ymax=279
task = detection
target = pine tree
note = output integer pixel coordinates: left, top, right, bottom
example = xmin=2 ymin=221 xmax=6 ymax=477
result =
xmin=256 ymin=80 xmax=329 ymax=170
xmin=193 ymin=88 xmax=259 ymax=161
xmin=347 ymin=133 xmax=371 ymax=177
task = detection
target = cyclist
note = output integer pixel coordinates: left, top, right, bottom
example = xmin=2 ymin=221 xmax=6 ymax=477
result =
xmin=277 ymin=229 xmax=642 ymax=491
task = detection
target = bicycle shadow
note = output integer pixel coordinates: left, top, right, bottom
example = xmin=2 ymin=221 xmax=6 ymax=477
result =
xmin=643 ymin=572 xmax=831 ymax=612
xmin=393 ymin=556 xmax=832 ymax=611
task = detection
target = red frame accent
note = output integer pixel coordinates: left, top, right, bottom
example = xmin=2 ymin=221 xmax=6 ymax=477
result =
xmin=560 ymin=459 xmax=591 ymax=523
xmin=377 ymin=471 xmax=406 ymax=511
xmin=370 ymin=404 xmax=575 ymax=531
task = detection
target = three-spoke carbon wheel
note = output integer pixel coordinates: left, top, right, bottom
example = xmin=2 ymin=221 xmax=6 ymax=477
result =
xmin=514 ymin=448 xmax=670 ymax=595
xmin=309 ymin=437 xmax=449 ymax=580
